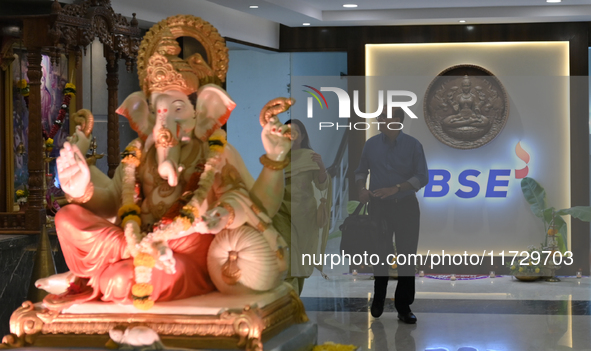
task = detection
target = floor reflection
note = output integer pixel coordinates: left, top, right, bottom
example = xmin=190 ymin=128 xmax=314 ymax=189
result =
xmin=303 ymin=275 xmax=591 ymax=350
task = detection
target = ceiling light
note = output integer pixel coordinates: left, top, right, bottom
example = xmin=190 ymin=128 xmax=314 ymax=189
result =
xmin=249 ymin=5 xmax=258 ymax=8
xmin=343 ymin=4 xmax=358 ymax=8
xmin=303 ymin=23 xmax=311 ymax=26
xmin=546 ymin=0 xmax=561 ymax=2
xmin=459 ymin=20 xmax=466 ymax=23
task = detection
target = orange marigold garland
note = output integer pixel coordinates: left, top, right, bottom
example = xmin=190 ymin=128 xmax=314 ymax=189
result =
xmin=121 ymin=129 xmax=229 ymax=310
xmin=117 ymin=139 xmax=154 ymax=308
xmin=132 ymin=283 xmax=154 ymax=297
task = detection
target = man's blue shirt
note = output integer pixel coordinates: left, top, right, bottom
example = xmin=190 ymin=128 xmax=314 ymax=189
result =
xmin=354 ymin=131 xmax=429 ymax=200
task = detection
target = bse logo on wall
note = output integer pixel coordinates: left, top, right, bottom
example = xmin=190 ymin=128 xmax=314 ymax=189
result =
xmin=424 ymin=142 xmax=531 ymax=199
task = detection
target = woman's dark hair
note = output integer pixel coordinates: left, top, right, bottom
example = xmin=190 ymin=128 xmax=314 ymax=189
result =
xmin=188 ymin=92 xmax=198 ymax=109
xmin=285 ymin=119 xmax=312 ymax=149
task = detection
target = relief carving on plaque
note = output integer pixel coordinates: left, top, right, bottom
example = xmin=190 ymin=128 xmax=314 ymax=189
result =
xmin=424 ymin=65 xmax=509 ymax=149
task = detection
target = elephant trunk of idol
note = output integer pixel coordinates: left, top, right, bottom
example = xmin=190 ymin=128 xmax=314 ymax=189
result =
xmin=154 ymin=119 xmax=181 ymax=187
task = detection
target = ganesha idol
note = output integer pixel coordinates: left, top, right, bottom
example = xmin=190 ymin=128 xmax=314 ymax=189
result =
xmin=35 ymin=16 xmax=295 ymax=313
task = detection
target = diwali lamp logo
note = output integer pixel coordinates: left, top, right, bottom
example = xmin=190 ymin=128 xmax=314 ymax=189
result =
xmin=515 ymin=142 xmax=530 ymax=179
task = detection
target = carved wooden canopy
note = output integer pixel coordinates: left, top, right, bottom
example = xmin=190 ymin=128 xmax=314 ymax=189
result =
xmin=0 ymin=0 xmax=141 ymax=70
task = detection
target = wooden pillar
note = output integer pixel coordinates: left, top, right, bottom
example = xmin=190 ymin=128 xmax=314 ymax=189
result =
xmin=68 ymin=51 xmax=82 ymax=135
xmin=105 ymin=48 xmax=119 ymax=178
xmin=22 ymin=19 xmax=51 ymax=235
xmin=1 ymin=51 xmax=14 ymax=212
xmin=26 ymin=49 xmax=45 ymax=211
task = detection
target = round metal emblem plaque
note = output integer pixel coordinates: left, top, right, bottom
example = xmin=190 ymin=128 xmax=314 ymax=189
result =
xmin=423 ymin=65 xmax=509 ymax=149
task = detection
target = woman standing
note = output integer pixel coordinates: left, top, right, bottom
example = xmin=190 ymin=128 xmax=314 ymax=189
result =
xmin=273 ymin=119 xmax=332 ymax=295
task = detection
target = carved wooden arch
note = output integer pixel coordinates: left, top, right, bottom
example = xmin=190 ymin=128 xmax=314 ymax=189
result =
xmin=49 ymin=0 xmax=141 ymax=71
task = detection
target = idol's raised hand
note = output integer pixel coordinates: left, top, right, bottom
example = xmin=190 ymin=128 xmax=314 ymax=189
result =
xmin=262 ymin=116 xmax=291 ymax=162
xmin=259 ymin=97 xmax=293 ymax=162
xmin=57 ymin=142 xmax=90 ymax=198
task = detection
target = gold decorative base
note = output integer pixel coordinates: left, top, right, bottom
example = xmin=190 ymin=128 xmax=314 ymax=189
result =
xmin=1 ymin=290 xmax=308 ymax=351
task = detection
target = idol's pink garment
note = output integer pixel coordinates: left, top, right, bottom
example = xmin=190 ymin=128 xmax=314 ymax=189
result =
xmin=51 ymin=138 xmax=256 ymax=307
xmin=55 ymin=204 xmax=216 ymax=304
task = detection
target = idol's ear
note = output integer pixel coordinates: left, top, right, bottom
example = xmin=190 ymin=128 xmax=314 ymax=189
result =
xmin=116 ymin=91 xmax=155 ymax=141
xmin=194 ymin=84 xmax=236 ymax=141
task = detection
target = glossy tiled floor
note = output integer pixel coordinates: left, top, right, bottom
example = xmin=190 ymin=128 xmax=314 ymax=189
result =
xmin=299 ymin=240 xmax=591 ymax=351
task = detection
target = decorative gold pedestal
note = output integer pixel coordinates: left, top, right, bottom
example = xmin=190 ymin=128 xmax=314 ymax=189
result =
xmin=1 ymin=286 xmax=307 ymax=351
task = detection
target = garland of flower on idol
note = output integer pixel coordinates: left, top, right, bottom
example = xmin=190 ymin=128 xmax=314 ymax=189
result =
xmin=16 ymin=79 xmax=29 ymax=107
xmin=16 ymin=80 xmax=75 ymax=141
xmin=119 ymin=129 xmax=228 ymax=310
xmin=43 ymin=83 xmax=76 ymax=140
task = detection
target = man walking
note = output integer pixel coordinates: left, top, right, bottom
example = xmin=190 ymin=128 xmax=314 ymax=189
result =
xmin=354 ymin=107 xmax=429 ymax=323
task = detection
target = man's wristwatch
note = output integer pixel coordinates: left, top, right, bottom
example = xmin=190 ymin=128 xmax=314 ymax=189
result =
xmin=395 ymin=184 xmax=401 ymax=190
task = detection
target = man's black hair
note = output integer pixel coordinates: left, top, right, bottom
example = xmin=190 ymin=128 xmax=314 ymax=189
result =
xmin=378 ymin=106 xmax=405 ymax=123
xmin=392 ymin=107 xmax=404 ymax=123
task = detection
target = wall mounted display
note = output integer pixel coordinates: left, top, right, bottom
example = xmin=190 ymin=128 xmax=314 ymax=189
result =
xmin=424 ymin=64 xmax=509 ymax=149
xmin=365 ymin=42 xmax=570 ymax=258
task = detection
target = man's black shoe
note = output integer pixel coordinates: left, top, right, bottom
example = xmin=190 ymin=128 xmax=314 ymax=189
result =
xmin=397 ymin=312 xmax=417 ymax=324
xmin=371 ymin=277 xmax=388 ymax=318
xmin=371 ymin=295 xmax=386 ymax=318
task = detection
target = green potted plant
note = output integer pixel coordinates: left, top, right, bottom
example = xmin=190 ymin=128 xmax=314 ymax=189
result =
xmin=521 ymin=177 xmax=591 ymax=254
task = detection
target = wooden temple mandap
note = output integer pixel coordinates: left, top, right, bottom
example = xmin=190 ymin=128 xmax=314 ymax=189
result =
xmin=0 ymin=0 xmax=140 ymax=338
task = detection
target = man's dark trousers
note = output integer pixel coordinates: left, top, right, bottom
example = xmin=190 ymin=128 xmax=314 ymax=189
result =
xmin=369 ymin=195 xmax=420 ymax=315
